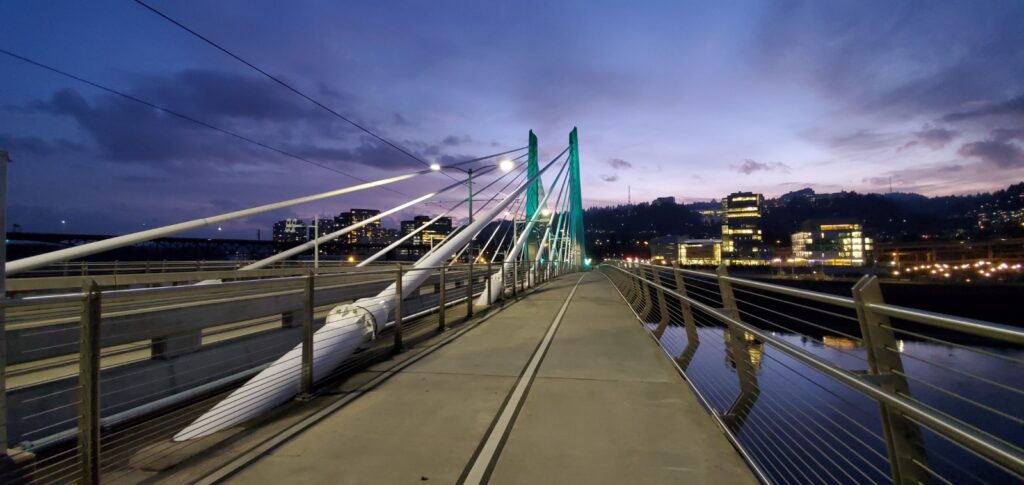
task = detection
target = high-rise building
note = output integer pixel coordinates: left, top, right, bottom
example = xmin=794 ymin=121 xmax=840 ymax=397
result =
xmin=722 ymin=192 xmax=765 ymax=265
xmin=400 ymin=215 xmax=453 ymax=247
xmin=272 ymin=218 xmax=308 ymax=244
xmin=421 ymin=216 xmax=453 ymax=247
xmin=348 ymin=208 xmax=381 ymax=243
xmin=791 ymin=220 xmax=873 ymax=266
xmin=333 ymin=209 xmax=381 ymax=244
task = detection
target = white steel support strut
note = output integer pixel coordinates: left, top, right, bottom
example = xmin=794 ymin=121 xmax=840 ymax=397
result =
xmin=173 ymin=150 xmax=563 ymax=440
xmin=4 ymin=171 xmax=428 ymax=276
xmin=242 ymin=169 xmax=492 ymax=270
xmin=478 ymin=157 xmax=569 ymax=306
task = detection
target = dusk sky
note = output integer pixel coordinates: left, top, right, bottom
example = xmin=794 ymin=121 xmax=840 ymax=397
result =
xmin=2 ymin=1 xmax=1023 ymax=238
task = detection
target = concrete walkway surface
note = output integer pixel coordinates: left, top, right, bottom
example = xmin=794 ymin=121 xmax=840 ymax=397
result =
xmin=227 ymin=271 xmax=755 ymax=484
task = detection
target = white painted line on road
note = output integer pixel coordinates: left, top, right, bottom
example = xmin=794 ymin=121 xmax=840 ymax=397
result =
xmin=462 ymin=273 xmax=586 ymax=485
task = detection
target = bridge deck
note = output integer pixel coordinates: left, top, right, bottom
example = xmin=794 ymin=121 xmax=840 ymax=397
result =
xmin=227 ymin=272 xmax=754 ymax=484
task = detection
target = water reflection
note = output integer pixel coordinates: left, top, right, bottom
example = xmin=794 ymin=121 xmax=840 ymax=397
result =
xmin=647 ymin=322 xmax=1024 ymax=484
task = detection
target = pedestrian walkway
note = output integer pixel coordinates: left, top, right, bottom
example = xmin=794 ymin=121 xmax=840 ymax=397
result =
xmin=226 ymin=271 xmax=755 ymax=484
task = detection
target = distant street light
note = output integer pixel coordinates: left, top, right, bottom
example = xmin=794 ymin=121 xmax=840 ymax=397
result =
xmin=432 ymin=159 xmax=517 ymax=318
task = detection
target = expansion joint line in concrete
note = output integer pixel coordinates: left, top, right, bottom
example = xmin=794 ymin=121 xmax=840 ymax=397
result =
xmin=459 ymin=274 xmax=586 ymax=485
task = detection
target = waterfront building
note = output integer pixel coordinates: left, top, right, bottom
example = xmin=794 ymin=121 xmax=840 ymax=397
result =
xmin=649 ymin=235 xmax=688 ymax=263
xmin=678 ymin=239 xmax=722 ymax=266
xmin=790 ymin=219 xmax=872 ymax=266
xmin=722 ymin=192 xmax=765 ymax=265
xmin=272 ymin=218 xmax=308 ymax=244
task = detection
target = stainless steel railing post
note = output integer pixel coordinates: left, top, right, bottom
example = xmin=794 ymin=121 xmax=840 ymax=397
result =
xmin=299 ymin=271 xmax=315 ymax=399
xmin=652 ymin=267 xmax=671 ymax=339
xmin=394 ymin=265 xmax=404 ymax=352
xmin=671 ymin=263 xmax=700 ymax=371
xmin=716 ymin=265 xmax=760 ymax=432
xmin=512 ymin=258 xmax=519 ymax=298
xmin=438 ymin=266 xmax=447 ymax=331
xmin=466 ymin=263 xmax=474 ymax=319
xmin=852 ymin=275 xmax=928 ymax=484
xmin=486 ymin=261 xmax=493 ymax=307
xmin=78 ymin=281 xmax=101 ymax=485
xmin=636 ymin=266 xmax=653 ymax=320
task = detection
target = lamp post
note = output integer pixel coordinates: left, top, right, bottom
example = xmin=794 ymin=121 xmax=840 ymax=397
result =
xmin=430 ymin=159 xmax=515 ymax=317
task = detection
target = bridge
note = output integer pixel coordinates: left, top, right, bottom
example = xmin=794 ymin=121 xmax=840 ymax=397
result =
xmin=0 ymin=127 xmax=1022 ymax=484
xmin=0 ymin=11 xmax=1022 ymax=483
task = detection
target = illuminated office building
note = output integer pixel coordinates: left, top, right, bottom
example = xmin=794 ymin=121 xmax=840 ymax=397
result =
xmin=722 ymin=192 xmax=765 ymax=265
xmin=272 ymin=218 xmax=308 ymax=244
xmin=400 ymin=215 xmax=453 ymax=246
xmin=791 ymin=220 xmax=873 ymax=266
xmin=678 ymin=239 xmax=722 ymax=265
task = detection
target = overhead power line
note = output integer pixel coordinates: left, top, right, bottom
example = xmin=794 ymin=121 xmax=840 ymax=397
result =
xmin=133 ymin=0 xmax=438 ymax=173
xmin=0 ymin=47 xmax=525 ymax=198
xmin=0 ymin=47 xmax=378 ymax=185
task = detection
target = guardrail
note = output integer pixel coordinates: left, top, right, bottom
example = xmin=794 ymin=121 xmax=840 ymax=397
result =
xmin=601 ymin=261 xmax=1024 ymax=484
xmin=0 ymin=261 xmax=558 ymax=483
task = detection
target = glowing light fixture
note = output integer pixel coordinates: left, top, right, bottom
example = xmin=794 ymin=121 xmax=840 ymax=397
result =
xmin=541 ymin=208 xmax=551 ymax=217
xmin=429 ymin=163 xmax=441 ymax=171
xmin=499 ymin=159 xmax=514 ymax=171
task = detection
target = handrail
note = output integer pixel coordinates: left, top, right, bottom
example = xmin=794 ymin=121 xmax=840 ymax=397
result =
xmin=648 ymin=262 xmax=858 ymax=308
xmin=602 ymin=263 xmax=1024 ymax=477
xmin=867 ymin=302 xmax=1024 ymax=345
xmin=639 ymin=261 xmax=1015 ymax=340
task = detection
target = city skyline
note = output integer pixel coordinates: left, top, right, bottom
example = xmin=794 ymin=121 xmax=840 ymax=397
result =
xmin=2 ymin=1 xmax=1023 ymax=238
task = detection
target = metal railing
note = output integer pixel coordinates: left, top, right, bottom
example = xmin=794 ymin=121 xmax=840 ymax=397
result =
xmin=601 ymin=261 xmax=1024 ymax=484
xmin=0 ymin=260 xmax=556 ymax=483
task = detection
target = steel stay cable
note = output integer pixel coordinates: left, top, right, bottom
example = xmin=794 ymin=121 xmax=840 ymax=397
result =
xmin=107 ymin=288 xmax=487 ymax=476
xmin=675 ymin=357 xmax=805 ymax=483
xmin=16 ymin=291 xmax=423 ymax=436
xmin=651 ymin=299 xmax=890 ymax=481
xmin=614 ymin=270 xmax=864 ymax=482
xmin=613 ymin=272 xmax=824 ymax=482
xmin=133 ymin=0 xmax=447 ymax=173
xmin=882 ymin=324 xmax=1024 ymax=366
xmin=654 ymin=306 xmax=889 ymax=451
xmin=891 ymin=369 xmax=1024 ymax=425
xmin=734 ymin=306 xmax=870 ymax=363
xmin=605 ymin=264 xmax=1024 ymax=476
xmin=609 ymin=275 xmax=811 ymax=485
xmin=447 ymin=165 xmax=531 ymax=263
xmin=885 ymin=344 xmax=1024 ymax=396
xmin=647 ymin=266 xmax=1024 ymax=472
xmin=97 ymin=284 xmax=462 ymax=444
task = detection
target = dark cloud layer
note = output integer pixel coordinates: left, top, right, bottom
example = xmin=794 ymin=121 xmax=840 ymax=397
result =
xmin=941 ymin=95 xmax=1024 ymax=122
xmin=733 ymin=159 xmax=790 ymax=175
xmin=11 ymin=68 xmax=465 ymax=172
xmin=606 ymin=158 xmax=632 ymax=170
xmin=958 ymin=139 xmax=1024 ymax=169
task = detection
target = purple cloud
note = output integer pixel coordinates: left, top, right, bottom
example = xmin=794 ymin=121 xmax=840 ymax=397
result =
xmin=958 ymin=139 xmax=1024 ymax=168
xmin=606 ymin=158 xmax=633 ymax=170
xmin=901 ymin=126 xmax=959 ymax=150
xmin=733 ymin=159 xmax=791 ymax=175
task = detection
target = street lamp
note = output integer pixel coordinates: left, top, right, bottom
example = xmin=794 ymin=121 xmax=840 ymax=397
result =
xmin=433 ymin=160 xmax=516 ymax=317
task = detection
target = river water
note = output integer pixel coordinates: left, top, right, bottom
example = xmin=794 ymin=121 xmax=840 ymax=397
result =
xmin=649 ymin=323 xmax=1023 ymax=484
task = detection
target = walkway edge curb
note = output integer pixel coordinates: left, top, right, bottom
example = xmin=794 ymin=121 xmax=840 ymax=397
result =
xmin=596 ymin=267 xmax=770 ymax=485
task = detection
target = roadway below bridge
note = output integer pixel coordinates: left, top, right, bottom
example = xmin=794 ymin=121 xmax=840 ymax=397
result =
xmin=195 ymin=271 xmax=754 ymax=484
